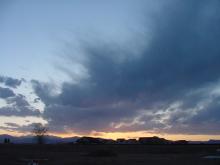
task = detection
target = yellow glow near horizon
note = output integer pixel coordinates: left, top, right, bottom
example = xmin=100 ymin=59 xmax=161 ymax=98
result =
xmin=1 ymin=129 xmax=220 ymax=141
xmin=0 ymin=129 xmax=29 ymax=137
xmin=47 ymin=131 xmax=220 ymax=141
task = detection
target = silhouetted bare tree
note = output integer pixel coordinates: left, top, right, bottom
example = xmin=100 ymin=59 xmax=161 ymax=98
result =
xmin=32 ymin=123 xmax=48 ymax=144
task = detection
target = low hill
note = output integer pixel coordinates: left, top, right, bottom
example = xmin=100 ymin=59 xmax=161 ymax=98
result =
xmin=0 ymin=134 xmax=79 ymax=144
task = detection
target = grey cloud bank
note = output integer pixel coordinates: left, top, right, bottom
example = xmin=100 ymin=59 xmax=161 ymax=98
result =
xmin=0 ymin=93 xmax=41 ymax=117
xmin=0 ymin=76 xmax=23 ymax=88
xmin=0 ymin=87 xmax=15 ymax=98
xmin=31 ymin=0 xmax=220 ymax=135
xmin=2 ymin=0 xmax=220 ymax=135
xmin=0 ymin=76 xmax=41 ymax=123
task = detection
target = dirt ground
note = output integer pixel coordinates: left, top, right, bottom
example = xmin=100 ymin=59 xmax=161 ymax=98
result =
xmin=0 ymin=144 xmax=220 ymax=165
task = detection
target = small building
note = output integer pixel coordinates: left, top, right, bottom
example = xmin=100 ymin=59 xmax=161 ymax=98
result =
xmin=139 ymin=136 xmax=170 ymax=144
xmin=116 ymin=138 xmax=126 ymax=144
xmin=126 ymin=139 xmax=138 ymax=144
xmin=76 ymin=137 xmax=103 ymax=144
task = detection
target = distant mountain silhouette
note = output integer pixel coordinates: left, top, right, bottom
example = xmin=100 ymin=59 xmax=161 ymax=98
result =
xmin=0 ymin=134 xmax=79 ymax=144
xmin=1 ymin=134 xmax=220 ymax=144
xmin=207 ymin=139 xmax=220 ymax=144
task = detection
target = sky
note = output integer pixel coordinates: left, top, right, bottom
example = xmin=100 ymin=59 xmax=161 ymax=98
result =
xmin=1 ymin=0 xmax=220 ymax=140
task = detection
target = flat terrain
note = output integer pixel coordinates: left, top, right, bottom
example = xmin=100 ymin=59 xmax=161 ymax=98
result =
xmin=0 ymin=144 xmax=220 ymax=165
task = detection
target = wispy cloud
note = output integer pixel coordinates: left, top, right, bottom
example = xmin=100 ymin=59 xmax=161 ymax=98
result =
xmin=1 ymin=0 xmax=220 ymax=137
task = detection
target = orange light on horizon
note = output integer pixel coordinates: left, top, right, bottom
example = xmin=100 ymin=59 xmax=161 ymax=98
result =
xmin=48 ymin=131 xmax=220 ymax=141
xmin=1 ymin=129 xmax=220 ymax=141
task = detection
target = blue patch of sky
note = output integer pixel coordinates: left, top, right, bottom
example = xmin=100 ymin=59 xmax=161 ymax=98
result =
xmin=0 ymin=0 xmax=147 ymax=83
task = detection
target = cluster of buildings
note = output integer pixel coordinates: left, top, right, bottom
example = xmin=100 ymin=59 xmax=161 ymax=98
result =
xmin=75 ymin=136 xmax=188 ymax=145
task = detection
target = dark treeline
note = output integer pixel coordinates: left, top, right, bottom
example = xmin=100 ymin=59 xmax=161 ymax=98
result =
xmin=75 ymin=136 xmax=188 ymax=145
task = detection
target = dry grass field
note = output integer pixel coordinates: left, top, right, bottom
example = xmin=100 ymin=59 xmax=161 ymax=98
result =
xmin=0 ymin=144 xmax=220 ymax=165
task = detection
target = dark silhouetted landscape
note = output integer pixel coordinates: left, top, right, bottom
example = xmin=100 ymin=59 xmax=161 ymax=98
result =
xmin=1 ymin=0 xmax=220 ymax=164
xmin=1 ymin=136 xmax=220 ymax=165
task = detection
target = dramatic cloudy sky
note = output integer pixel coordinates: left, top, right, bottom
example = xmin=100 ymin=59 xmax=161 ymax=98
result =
xmin=1 ymin=0 xmax=220 ymax=140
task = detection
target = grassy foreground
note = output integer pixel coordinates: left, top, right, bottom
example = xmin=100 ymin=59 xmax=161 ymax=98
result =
xmin=0 ymin=144 xmax=220 ymax=165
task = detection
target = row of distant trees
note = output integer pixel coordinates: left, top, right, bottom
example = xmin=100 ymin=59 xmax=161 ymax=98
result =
xmin=75 ymin=136 xmax=188 ymax=145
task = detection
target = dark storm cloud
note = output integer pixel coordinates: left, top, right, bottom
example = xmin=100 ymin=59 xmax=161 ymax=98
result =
xmin=0 ymin=94 xmax=41 ymax=117
xmin=43 ymin=102 xmax=139 ymax=133
xmin=31 ymin=80 xmax=57 ymax=106
xmin=0 ymin=122 xmax=42 ymax=134
xmin=0 ymin=76 xmax=23 ymax=88
xmin=0 ymin=106 xmax=40 ymax=117
xmin=0 ymin=87 xmax=15 ymax=98
xmin=6 ymin=94 xmax=29 ymax=107
xmin=32 ymin=0 xmax=220 ymax=134
xmin=0 ymin=78 xmax=40 ymax=117
xmin=165 ymin=94 xmax=220 ymax=135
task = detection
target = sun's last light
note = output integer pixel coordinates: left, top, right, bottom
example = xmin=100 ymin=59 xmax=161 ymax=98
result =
xmin=49 ymin=131 xmax=220 ymax=141
xmin=1 ymin=127 xmax=220 ymax=141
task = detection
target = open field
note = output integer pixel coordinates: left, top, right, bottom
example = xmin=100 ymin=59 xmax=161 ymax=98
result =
xmin=0 ymin=144 xmax=220 ymax=165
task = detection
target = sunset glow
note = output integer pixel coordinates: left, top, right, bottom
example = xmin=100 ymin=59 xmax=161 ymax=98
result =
xmin=1 ymin=0 xmax=220 ymax=142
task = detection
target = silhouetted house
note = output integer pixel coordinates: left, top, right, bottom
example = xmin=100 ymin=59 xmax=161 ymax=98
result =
xmin=173 ymin=140 xmax=188 ymax=145
xmin=116 ymin=138 xmax=126 ymax=144
xmin=76 ymin=137 xmax=104 ymax=144
xmin=103 ymin=139 xmax=115 ymax=144
xmin=126 ymin=139 xmax=138 ymax=144
xmin=138 ymin=136 xmax=170 ymax=144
